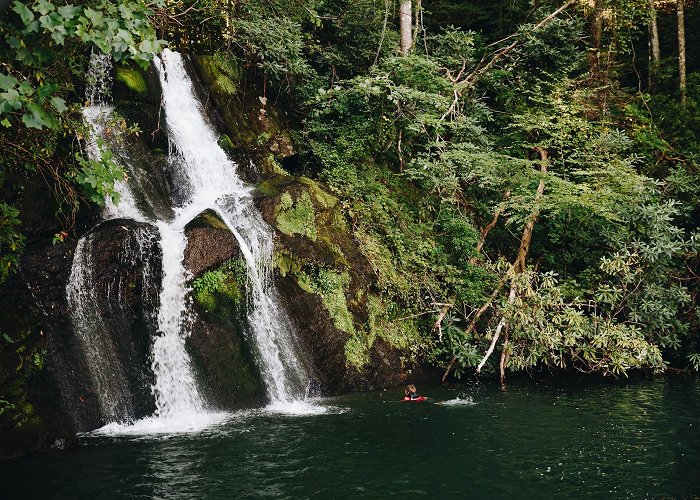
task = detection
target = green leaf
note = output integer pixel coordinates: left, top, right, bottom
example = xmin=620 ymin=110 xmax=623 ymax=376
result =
xmin=57 ymin=4 xmax=82 ymax=20
xmin=39 ymin=12 xmax=65 ymax=31
xmin=37 ymin=82 xmax=58 ymax=97
xmin=12 ymin=1 xmax=35 ymax=24
xmin=35 ymin=0 xmax=55 ymax=15
xmin=83 ymin=8 xmax=104 ymax=27
xmin=0 ymin=89 xmax=22 ymax=113
xmin=50 ymin=96 xmax=67 ymax=112
xmin=118 ymin=3 xmax=134 ymax=20
xmin=22 ymin=102 xmax=57 ymax=129
xmin=51 ymin=31 xmax=66 ymax=45
xmin=0 ymin=73 xmax=19 ymax=92
xmin=18 ymin=81 xmax=34 ymax=96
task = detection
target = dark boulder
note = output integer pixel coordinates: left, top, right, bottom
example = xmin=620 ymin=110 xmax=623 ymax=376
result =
xmin=184 ymin=210 xmax=240 ymax=277
xmin=0 ymin=218 xmax=161 ymax=459
xmin=182 ymin=216 xmax=267 ymax=410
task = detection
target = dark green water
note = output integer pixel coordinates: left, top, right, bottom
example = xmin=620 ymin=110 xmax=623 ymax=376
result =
xmin=4 ymin=376 xmax=700 ymax=498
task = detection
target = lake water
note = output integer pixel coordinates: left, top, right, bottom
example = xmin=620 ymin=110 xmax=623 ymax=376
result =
xmin=4 ymin=376 xmax=699 ymax=498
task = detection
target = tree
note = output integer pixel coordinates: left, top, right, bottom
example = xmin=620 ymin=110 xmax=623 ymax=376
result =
xmin=648 ymin=0 xmax=660 ymax=89
xmin=677 ymin=0 xmax=686 ymax=105
xmin=399 ymin=0 xmax=412 ymax=55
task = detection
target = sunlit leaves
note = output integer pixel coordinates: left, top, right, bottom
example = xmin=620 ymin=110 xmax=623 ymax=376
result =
xmin=73 ymin=147 xmax=124 ymax=206
xmin=1 ymin=0 xmax=166 ymax=130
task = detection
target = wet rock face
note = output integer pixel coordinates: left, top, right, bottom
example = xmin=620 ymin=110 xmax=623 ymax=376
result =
xmin=182 ymin=221 xmax=267 ymax=410
xmin=0 ymin=219 xmax=162 ymax=459
xmin=187 ymin=301 xmax=268 ymax=410
xmin=275 ymin=276 xmax=362 ymax=393
xmin=184 ymin=226 xmax=240 ymax=277
xmin=84 ymin=219 xmax=161 ymax=420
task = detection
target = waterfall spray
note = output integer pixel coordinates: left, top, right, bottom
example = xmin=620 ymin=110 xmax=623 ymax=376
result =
xmin=154 ymin=49 xmax=309 ymax=406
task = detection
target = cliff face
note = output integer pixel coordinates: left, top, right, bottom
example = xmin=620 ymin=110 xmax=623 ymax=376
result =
xmin=0 ymin=216 xmax=161 ymax=459
xmin=192 ymin=56 xmax=437 ymax=393
xmin=0 ymin=55 xmax=435 ymax=459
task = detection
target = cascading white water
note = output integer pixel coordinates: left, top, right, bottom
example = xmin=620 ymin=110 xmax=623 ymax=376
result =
xmin=79 ymin=54 xmax=212 ymax=430
xmin=150 ymin=219 xmax=205 ymax=417
xmin=82 ymin=53 xmax=146 ymax=222
xmin=155 ymin=49 xmax=309 ymax=406
xmin=66 ymin=234 xmax=135 ymax=423
xmin=74 ymin=49 xmax=320 ymax=436
xmin=66 ymin=53 xmax=144 ymax=425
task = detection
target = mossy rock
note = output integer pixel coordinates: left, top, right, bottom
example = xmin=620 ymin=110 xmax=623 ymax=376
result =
xmin=115 ymin=64 xmax=148 ymax=95
xmin=276 ymin=191 xmax=318 ymax=240
xmin=192 ymin=54 xmax=296 ymax=170
xmin=185 ymin=209 xmax=231 ymax=231
xmin=187 ymin=259 xmax=267 ymax=408
xmin=192 ymin=259 xmax=247 ymax=314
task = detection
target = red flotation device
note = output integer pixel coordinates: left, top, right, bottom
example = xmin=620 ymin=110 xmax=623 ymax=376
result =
xmin=402 ymin=396 xmax=428 ymax=402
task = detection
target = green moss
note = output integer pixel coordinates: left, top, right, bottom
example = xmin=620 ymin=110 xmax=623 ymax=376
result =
xmin=345 ymin=333 xmax=371 ymax=368
xmin=342 ymin=294 xmax=425 ymax=369
xmin=196 ymin=54 xmax=240 ymax=96
xmin=256 ymin=178 xmax=282 ymax=197
xmin=275 ymin=191 xmax=318 ymax=240
xmin=262 ymin=155 xmax=288 ymax=176
xmin=115 ymin=65 xmax=147 ymax=95
xmin=298 ymin=267 xmax=355 ymax=335
xmin=273 ymin=248 xmax=303 ymax=277
xmin=367 ymin=294 xmax=422 ymax=352
xmin=186 ymin=209 xmax=230 ymax=231
xmin=218 ymin=134 xmax=235 ymax=152
xmin=193 ymin=259 xmax=247 ymax=313
xmin=308 ymin=182 xmax=338 ymax=210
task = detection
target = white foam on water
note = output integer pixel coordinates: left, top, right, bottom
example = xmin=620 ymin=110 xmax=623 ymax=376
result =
xmin=86 ymin=411 xmax=230 ymax=437
xmin=438 ymin=397 xmax=476 ymax=406
xmin=264 ymin=400 xmax=330 ymax=416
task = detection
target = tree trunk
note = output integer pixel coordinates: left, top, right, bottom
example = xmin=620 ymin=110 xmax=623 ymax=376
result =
xmin=476 ymin=283 xmax=517 ymax=374
xmin=678 ymin=0 xmax=686 ymax=106
xmin=513 ymin=148 xmax=548 ymax=273
xmin=469 ymin=190 xmax=511 ymax=265
xmin=499 ymin=323 xmax=510 ymax=386
xmin=399 ymin=0 xmax=412 ymax=56
xmin=649 ymin=0 xmax=661 ymax=89
xmin=591 ymin=0 xmax=603 ymax=79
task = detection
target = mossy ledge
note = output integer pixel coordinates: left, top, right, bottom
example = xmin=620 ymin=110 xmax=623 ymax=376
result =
xmin=257 ymin=173 xmax=438 ymax=391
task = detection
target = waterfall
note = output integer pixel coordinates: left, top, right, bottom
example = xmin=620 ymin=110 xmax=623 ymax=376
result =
xmin=79 ymin=53 xmax=211 ymax=429
xmin=66 ymin=234 xmax=135 ymax=423
xmin=154 ymin=49 xmax=309 ymax=405
xmin=150 ymin=219 xmax=204 ymax=417
xmin=66 ymin=53 xmax=145 ymax=426
xmin=72 ymin=49 xmax=317 ymax=436
xmin=82 ymin=53 xmax=146 ymax=222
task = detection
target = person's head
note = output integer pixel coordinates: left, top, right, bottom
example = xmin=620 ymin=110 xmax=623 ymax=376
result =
xmin=408 ymin=384 xmax=416 ymax=393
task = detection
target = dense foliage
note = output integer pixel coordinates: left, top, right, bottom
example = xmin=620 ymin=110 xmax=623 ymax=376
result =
xmin=0 ymin=0 xmax=165 ymax=268
xmin=2 ymin=0 xmax=698 ymax=379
